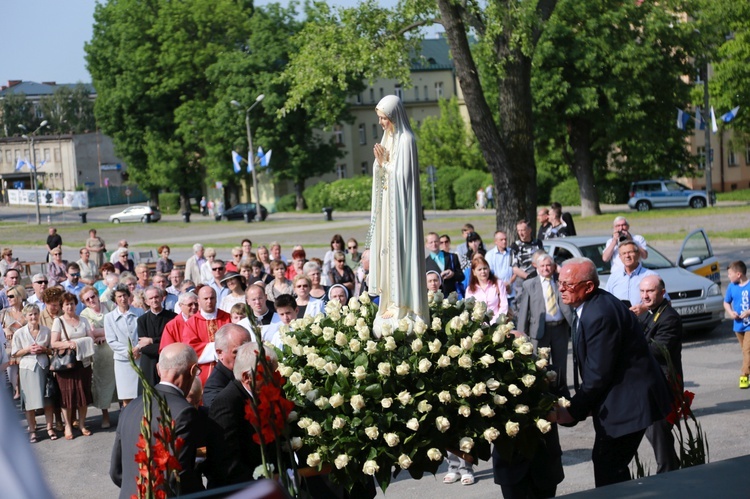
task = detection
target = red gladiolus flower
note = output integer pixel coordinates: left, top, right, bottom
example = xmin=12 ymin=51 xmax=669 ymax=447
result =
xmin=666 ymin=390 xmax=695 ymax=425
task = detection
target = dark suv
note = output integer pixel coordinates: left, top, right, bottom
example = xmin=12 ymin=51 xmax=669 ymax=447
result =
xmin=628 ymin=180 xmax=708 ymax=212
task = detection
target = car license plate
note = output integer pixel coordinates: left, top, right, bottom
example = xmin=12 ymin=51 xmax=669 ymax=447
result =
xmin=675 ymin=304 xmax=705 ymax=315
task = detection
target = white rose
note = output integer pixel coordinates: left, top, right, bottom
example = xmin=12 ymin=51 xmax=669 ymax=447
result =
xmin=290 ymin=436 xmax=303 ymax=450
xmin=377 ymin=362 xmax=392 ymax=377
xmin=398 ymin=454 xmax=413 ymax=469
xmin=329 ymin=393 xmax=344 ymax=408
xmin=448 ymin=316 xmax=462 ymax=332
xmin=334 ymin=454 xmax=350 ymax=469
xmin=314 ymin=396 xmax=329 ymax=409
xmin=458 ymin=354 xmax=473 ymax=369
xmin=344 ymin=313 xmax=357 ymax=327
xmin=431 ymin=317 xmax=442 ymax=330
xmin=381 ymin=397 xmax=393 ymax=408
xmin=493 ymin=394 xmax=508 ymax=405
xmin=464 ymin=296 xmax=476 ymax=309
xmin=492 ymin=330 xmax=506 ymax=343
xmin=349 ymin=339 xmax=361 ymax=353
xmin=486 ymin=378 xmax=501 ymax=391
xmin=547 ymin=370 xmax=558 ymax=383
xmin=357 ymin=327 xmax=370 ymax=341
xmin=352 ymin=365 xmax=368 ymax=381
xmin=459 ymin=437 xmax=474 ymax=453
xmin=365 ymin=426 xmax=379 ymax=440
xmin=446 ymin=345 xmax=462 ymax=358
xmin=538 ymin=346 xmax=551 ymax=359
xmin=397 ymin=390 xmax=412 ymax=406
xmin=460 ymin=337 xmax=474 ymax=351
xmin=310 ymin=324 xmax=323 ymax=336
xmin=305 ymin=389 xmax=319 ymax=403
xmin=332 ymin=417 xmax=346 ymax=429
xmin=472 ymin=382 xmax=487 ymax=396
xmin=349 ymin=298 xmax=361 ymax=310
xmin=398 ymin=317 xmax=412 ymax=332
xmin=558 ymin=396 xmax=571 ymax=408
xmin=411 ymin=338 xmax=423 ymax=353
xmin=278 ymin=364 xmax=293 ymax=377
xmin=289 ymin=372 xmax=303 ymax=385
xmin=350 ymin=394 xmax=366 ymax=412
xmin=306 ymin=353 xmax=319 ymax=366
xmin=480 ymin=354 xmax=496 ymax=366
xmin=322 ymin=327 xmax=335 ymax=341
xmin=459 ymin=311 xmax=470 ymax=323
xmin=360 ymin=293 xmax=371 ymax=304
xmin=329 ymin=309 xmax=341 ymax=321
xmin=438 ymin=390 xmax=452 ymax=404
xmin=418 ymin=358 xmax=432 ymax=373
xmin=335 ymin=366 xmax=350 ymax=377
xmin=335 ymin=332 xmax=348 ymax=347
xmin=427 ymin=448 xmax=442 ymax=461
xmin=396 ymin=362 xmax=410 ymax=376
xmin=508 ymin=384 xmax=522 ymax=396
xmin=381 ymin=322 xmax=393 ymax=337
xmin=437 ymin=355 xmax=451 ymax=368
xmin=519 ymin=342 xmax=534 ymax=355
xmin=537 ymin=418 xmax=552 ymax=434
xmin=536 ymin=358 xmax=548 ymax=370
xmin=483 ymin=427 xmax=500 ymax=443
xmin=458 ymin=405 xmax=471 ymax=417
xmin=297 ymin=417 xmax=312 ymax=429
xmin=512 ymin=337 xmax=526 ymax=348
xmin=502 ymin=350 xmax=515 ymax=360
xmin=362 ymin=459 xmax=379 ymax=475
xmin=515 ymin=404 xmax=530 ymax=414
xmin=435 ymin=416 xmax=451 ymax=433
xmin=506 ymin=420 xmax=520 ymax=437
xmin=365 ymin=340 xmax=378 ymax=354
xmin=307 ymin=422 xmax=322 ymax=436
xmin=384 ymin=433 xmax=400 ymax=447
xmin=302 ymin=346 xmax=316 ymax=355
xmin=306 ymin=452 xmax=322 ymax=467
xmin=472 ymin=329 xmax=484 ymax=343
xmin=456 ymin=384 xmax=472 ymax=398
xmin=323 ymin=362 xmax=338 ymax=376
xmin=287 ymin=411 xmax=298 ymax=423
xmin=442 ymin=299 xmax=451 ymax=309
xmin=521 ymin=374 xmax=537 ymax=388
xmin=413 ymin=319 xmax=427 ymax=335
xmin=448 ymin=293 xmax=459 ymax=305
xmin=479 ymin=404 xmax=496 ymax=418
xmin=384 ymin=336 xmax=397 ymax=351
xmin=406 ymin=418 xmax=420 ymax=431
xmin=417 ymin=400 xmax=432 ymax=413
xmin=428 ymin=339 xmax=442 ymax=354
xmin=297 ymin=380 xmax=313 ymax=395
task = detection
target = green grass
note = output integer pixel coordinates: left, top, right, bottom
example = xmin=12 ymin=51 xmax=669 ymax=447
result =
xmin=717 ymin=189 xmax=750 ymax=202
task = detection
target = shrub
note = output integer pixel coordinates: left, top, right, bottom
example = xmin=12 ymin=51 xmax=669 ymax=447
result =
xmin=303 ymin=176 xmax=373 ymax=212
xmin=454 ymin=170 xmax=493 ymax=209
xmin=275 ymin=193 xmax=298 ymax=212
xmin=598 ymin=172 xmax=630 ymax=204
xmin=432 ymin=166 xmax=465 ymax=209
xmin=158 ymin=192 xmax=181 ymax=214
xmin=550 ymin=178 xmax=581 ymax=206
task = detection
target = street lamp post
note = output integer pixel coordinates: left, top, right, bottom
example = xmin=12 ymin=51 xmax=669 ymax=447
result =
xmin=18 ymin=121 xmax=48 ymax=224
xmin=231 ymin=94 xmax=265 ymax=221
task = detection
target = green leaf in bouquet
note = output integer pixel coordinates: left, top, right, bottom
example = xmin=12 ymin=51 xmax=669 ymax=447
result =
xmin=415 ymin=379 xmax=426 ymax=391
xmin=350 ymin=417 xmax=362 ymax=428
xmin=364 ymin=383 xmax=384 ymax=399
xmin=353 ymin=353 xmax=369 ymax=368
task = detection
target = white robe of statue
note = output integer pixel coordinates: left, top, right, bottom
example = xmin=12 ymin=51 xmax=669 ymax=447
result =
xmin=370 ymin=95 xmax=429 ymax=335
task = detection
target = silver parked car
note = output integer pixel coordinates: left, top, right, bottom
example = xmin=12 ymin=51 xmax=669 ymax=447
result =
xmin=542 ymin=229 xmax=723 ymax=331
xmin=108 ymin=205 xmax=162 ymax=224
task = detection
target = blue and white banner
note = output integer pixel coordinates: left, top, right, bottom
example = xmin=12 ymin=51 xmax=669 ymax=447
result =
xmin=721 ymin=106 xmax=740 ymax=123
xmin=231 ymin=150 xmax=243 ymax=174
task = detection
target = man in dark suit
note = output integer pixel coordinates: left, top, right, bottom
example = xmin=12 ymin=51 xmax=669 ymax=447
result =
xmin=202 ymin=324 xmax=251 ymax=408
xmin=556 ymin=258 xmax=671 ymax=487
xmin=110 ymin=343 xmax=204 ymax=498
xmin=425 ymin=232 xmax=462 ymax=296
xmin=639 ymin=275 xmax=683 ymax=473
xmin=206 ymin=342 xmax=272 ymax=488
xmin=516 ymin=254 xmax=574 ymax=395
xmin=137 ymin=286 xmax=177 ymax=388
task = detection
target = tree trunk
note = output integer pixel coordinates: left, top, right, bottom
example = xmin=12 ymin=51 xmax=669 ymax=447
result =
xmin=179 ymin=187 xmax=191 ymax=214
xmin=436 ymin=0 xmax=537 ymax=237
xmin=295 ymin=180 xmax=306 ymax=211
xmin=567 ymin=118 xmax=601 ymax=217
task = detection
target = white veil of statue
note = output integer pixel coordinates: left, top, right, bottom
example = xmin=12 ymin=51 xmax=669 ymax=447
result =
xmin=369 ymin=95 xmax=429 ymax=331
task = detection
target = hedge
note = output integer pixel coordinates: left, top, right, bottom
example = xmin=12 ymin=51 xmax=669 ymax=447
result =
xmin=158 ymin=192 xmax=181 ymax=214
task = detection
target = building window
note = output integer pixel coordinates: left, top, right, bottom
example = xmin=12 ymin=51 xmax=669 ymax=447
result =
xmin=424 ymin=85 xmax=428 ymax=100
xmin=44 ymin=148 xmax=51 ymax=161
xmin=435 ymin=81 xmax=444 ymax=98
xmin=395 ymin=84 xmax=403 ymax=100
xmin=333 ymin=126 xmax=343 ymax=145
xmin=745 ymin=143 xmax=750 ymax=165
xmin=379 ymin=87 xmax=384 ymax=99
xmin=369 ymin=88 xmax=375 ymax=102
xmin=415 ymin=86 xmax=420 ymax=101
xmin=697 ymin=146 xmax=706 ymax=170
xmin=14 ymin=149 xmax=21 ymax=160
xmin=54 ymin=148 xmax=62 ymax=162
xmin=728 ymin=149 xmax=738 ymax=167
xmin=356 ymin=93 xmax=362 ymax=104
xmin=5 ymin=150 xmax=11 ymax=163
xmin=358 ymin=124 xmax=366 ymax=145
xmin=336 ymin=164 xmax=347 ymax=179
xmin=372 ymin=124 xmax=378 ymax=140
xmin=0 ymin=149 xmax=3 ymax=164
xmin=361 ymin=161 xmax=369 ymax=175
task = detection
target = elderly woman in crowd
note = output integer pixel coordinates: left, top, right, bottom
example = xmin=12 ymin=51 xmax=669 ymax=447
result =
xmin=85 ymin=228 xmax=106 ymax=268
xmin=226 ymin=246 xmax=243 ymax=273
xmin=328 ymin=250 xmax=356 ymax=295
xmin=327 ymin=284 xmax=349 ymax=305
xmin=285 ymin=249 xmax=307 ymax=281
xmin=220 ymin=272 xmax=246 ymax=313
xmin=2 ymin=284 xmax=28 ymax=400
xmin=47 ymin=248 xmax=68 ymax=287
xmin=12 ymin=304 xmax=55 ymax=443
xmin=105 ymin=283 xmax=144 ymax=407
xmin=77 ymin=248 xmax=98 ymax=285
xmin=156 ymin=244 xmax=174 ymax=275
xmin=114 ymin=249 xmax=135 ymax=275
xmin=266 ymin=260 xmax=293 ymax=300
xmin=304 ymin=261 xmax=328 ymax=302
xmin=39 ymin=286 xmax=65 ymax=431
xmin=200 ymin=247 xmax=218 ymax=285
xmin=51 ymin=292 xmax=95 ymax=439
xmin=0 ymin=248 xmax=20 ymax=276
xmin=94 ymin=262 xmax=117 ymax=296
xmin=293 ymin=274 xmax=325 ymax=318
xmin=79 ymin=285 xmax=117 ymax=429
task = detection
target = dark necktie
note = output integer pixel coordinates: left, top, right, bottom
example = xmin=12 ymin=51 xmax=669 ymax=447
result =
xmin=571 ymin=314 xmax=580 ymax=391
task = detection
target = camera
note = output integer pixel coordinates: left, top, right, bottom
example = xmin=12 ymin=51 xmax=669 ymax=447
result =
xmin=617 ymin=231 xmax=631 ymax=243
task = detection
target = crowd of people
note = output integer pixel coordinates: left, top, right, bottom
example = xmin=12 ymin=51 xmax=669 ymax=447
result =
xmin=0 ymin=208 xmax=747 ymax=498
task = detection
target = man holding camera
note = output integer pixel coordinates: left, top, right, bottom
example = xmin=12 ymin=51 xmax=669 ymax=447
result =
xmin=602 ymin=216 xmax=648 ymax=272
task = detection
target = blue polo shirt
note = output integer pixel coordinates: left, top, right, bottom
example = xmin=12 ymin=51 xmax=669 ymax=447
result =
xmin=605 ymin=264 xmax=657 ymax=305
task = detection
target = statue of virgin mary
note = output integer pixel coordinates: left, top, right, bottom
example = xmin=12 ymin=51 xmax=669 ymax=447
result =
xmin=369 ymin=95 xmax=429 ymax=332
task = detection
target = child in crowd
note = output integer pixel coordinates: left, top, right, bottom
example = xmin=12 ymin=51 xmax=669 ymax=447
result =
xmin=724 ymin=261 xmax=750 ymax=389
xmin=230 ymin=303 xmax=247 ymax=325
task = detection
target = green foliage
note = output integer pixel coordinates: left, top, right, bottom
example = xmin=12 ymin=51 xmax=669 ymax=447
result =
xmin=1 ymin=92 xmax=37 ymax=137
xmin=38 ymin=84 xmax=96 ymax=134
xmin=275 ymin=193 xmax=298 ymax=212
xmin=550 ymin=178 xmax=581 ymax=206
xmin=454 ymin=171 xmax=493 ymax=209
xmin=598 ymin=172 xmax=631 ymax=205
xmin=433 ymin=166 xmax=465 ymax=210
xmin=303 ymin=176 xmax=373 ymax=212
xmin=158 ymin=192 xmax=181 ymax=214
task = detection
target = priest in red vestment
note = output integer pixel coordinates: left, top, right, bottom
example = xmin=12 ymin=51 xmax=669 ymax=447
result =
xmin=182 ymin=286 xmax=231 ymax=385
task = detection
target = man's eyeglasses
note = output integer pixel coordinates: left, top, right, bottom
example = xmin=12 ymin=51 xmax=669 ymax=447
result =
xmin=558 ymin=280 xmax=591 ymax=291
xmin=34 ymin=280 xmax=48 ymax=285
xmin=439 ymin=239 xmax=449 ymax=244
xmin=191 ymin=364 xmax=202 ymax=377
xmin=69 ymin=273 xmax=81 ymax=277
xmin=84 ymin=295 xmax=98 ymax=302
xmin=348 ymin=246 xmax=357 ymax=250
xmin=212 ymin=267 xmax=225 ymax=272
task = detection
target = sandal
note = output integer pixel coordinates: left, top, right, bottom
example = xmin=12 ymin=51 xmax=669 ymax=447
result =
xmin=80 ymin=428 xmax=92 ymax=437
xmin=29 ymin=432 xmax=38 ymax=444
xmin=443 ymin=472 xmax=460 ymax=484
xmin=47 ymin=429 xmax=59 ymax=441
xmin=461 ymin=474 xmax=475 ymax=486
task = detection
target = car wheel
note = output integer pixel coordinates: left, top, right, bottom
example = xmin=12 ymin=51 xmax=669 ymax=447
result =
xmin=635 ymin=200 xmax=650 ymax=212
xmin=112 ymin=218 xmax=121 ymax=224
xmin=690 ymin=197 xmax=706 ymax=209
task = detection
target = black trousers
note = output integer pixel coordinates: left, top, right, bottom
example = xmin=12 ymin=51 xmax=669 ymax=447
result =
xmin=592 ymin=428 xmax=646 ymax=487
xmin=645 ymin=418 xmax=679 ymax=473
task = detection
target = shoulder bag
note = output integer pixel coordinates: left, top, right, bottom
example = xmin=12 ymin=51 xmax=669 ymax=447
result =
xmin=49 ymin=319 xmax=77 ymax=372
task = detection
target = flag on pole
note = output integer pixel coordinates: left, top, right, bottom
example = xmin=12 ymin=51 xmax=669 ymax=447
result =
xmin=676 ymin=108 xmax=690 ymax=130
xmin=14 ymin=158 xmax=26 ymax=171
xmin=231 ymin=151 xmax=243 ymax=174
xmin=710 ymin=107 xmax=718 ymax=133
xmin=694 ymin=107 xmax=705 ymax=130
xmin=38 ymin=159 xmax=47 ymax=169
xmin=256 ymin=147 xmax=272 ymax=168
xmin=721 ymin=106 xmax=740 ymax=123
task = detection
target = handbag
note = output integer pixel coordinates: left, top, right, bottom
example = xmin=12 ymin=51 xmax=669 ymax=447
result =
xmin=44 ymin=371 xmax=59 ymax=399
xmin=49 ymin=319 xmax=77 ymax=372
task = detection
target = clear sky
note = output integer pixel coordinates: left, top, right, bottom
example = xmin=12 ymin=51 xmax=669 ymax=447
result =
xmin=1 ymin=0 xmax=406 ymax=87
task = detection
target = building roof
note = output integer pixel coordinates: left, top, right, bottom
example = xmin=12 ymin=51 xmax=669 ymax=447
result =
xmin=0 ymin=81 xmax=95 ymax=97
xmin=411 ymin=37 xmax=454 ymax=71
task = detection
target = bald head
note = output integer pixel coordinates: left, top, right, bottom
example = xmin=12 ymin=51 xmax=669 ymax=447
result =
xmin=559 ymin=258 xmax=598 ymax=308
xmin=246 ymin=284 xmax=268 ymax=316
xmin=198 ymin=285 xmax=217 ymax=314
xmin=215 ymin=324 xmax=252 ymax=370
xmin=157 ymin=343 xmax=199 ymax=394
xmin=639 ymin=274 xmax=666 ymax=310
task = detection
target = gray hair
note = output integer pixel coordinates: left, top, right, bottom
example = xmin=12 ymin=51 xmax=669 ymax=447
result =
xmin=105 ymin=273 xmax=120 ymax=286
xmin=193 ymin=243 xmax=204 ymax=253
xmin=22 ymin=303 xmax=41 ymax=316
xmin=233 ymin=342 xmax=278 ymax=380
xmin=613 ymin=216 xmax=628 ymax=226
xmin=215 ymin=324 xmax=251 ymax=352
xmin=144 ymin=285 xmax=164 ymax=299
xmin=113 ymin=283 xmax=131 ymax=297
xmin=303 ymin=261 xmax=321 ymax=274
xmin=178 ymin=291 xmax=198 ymax=305
xmin=158 ymin=344 xmax=198 ymax=373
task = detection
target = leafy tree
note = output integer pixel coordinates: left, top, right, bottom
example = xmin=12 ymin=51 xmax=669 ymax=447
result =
xmin=415 ymin=97 xmax=485 ymax=172
xmin=38 ymin=84 xmax=97 ymax=134
xmin=0 ymin=92 xmax=38 ymax=137
xmin=532 ymin=0 xmax=695 ymax=216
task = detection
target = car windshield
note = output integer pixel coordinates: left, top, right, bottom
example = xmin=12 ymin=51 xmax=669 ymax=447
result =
xmin=559 ymin=243 xmax=674 ymax=275
xmin=640 ymin=246 xmax=674 ymax=270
